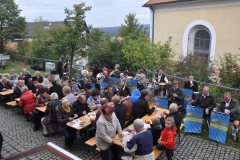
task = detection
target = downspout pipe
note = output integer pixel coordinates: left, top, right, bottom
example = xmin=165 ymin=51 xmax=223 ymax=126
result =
xmin=150 ymin=5 xmax=155 ymax=42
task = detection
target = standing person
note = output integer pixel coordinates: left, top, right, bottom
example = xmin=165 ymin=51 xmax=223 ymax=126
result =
xmin=56 ymin=99 xmax=77 ymax=151
xmin=156 ymin=117 xmax=177 ymax=160
xmin=19 ymin=86 xmax=35 ymax=122
xmin=112 ymin=95 xmax=126 ymax=129
xmin=57 ymin=56 xmax=64 ymax=79
xmin=213 ymin=92 xmax=240 ymax=142
xmin=0 ymin=132 xmax=3 ymax=159
xmin=96 ymin=102 xmax=122 ymax=160
xmin=41 ymin=92 xmax=60 ymax=137
xmin=134 ymin=70 xmax=146 ymax=91
xmin=122 ymin=119 xmax=154 ymax=159
xmin=62 ymin=62 xmax=70 ymax=76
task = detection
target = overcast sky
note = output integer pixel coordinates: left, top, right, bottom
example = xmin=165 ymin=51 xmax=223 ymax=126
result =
xmin=15 ymin=0 xmax=150 ymax=28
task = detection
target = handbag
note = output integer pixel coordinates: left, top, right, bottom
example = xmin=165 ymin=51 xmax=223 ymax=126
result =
xmin=42 ymin=102 xmax=52 ymax=125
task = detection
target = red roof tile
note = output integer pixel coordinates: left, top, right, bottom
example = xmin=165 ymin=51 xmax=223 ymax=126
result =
xmin=7 ymin=42 xmax=18 ymax=51
xmin=143 ymin=0 xmax=181 ymax=7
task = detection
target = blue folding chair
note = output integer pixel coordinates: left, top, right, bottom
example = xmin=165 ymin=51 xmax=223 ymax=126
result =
xmin=91 ymin=83 xmax=96 ymax=89
xmin=100 ymin=82 xmax=109 ymax=93
xmin=181 ymin=88 xmax=193 ymax=109
xmin=154 ymin=97 xmax=168 ymax=109
xmin=110 ymin=77 xmax=117 ymax=86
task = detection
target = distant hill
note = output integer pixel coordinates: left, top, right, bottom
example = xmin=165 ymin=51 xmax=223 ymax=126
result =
xmin=97 ymin=24 xmax=150 ymax=37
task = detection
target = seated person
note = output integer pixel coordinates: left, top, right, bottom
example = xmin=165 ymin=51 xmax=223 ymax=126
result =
xmin=32 ymin=88 xmax=51 ymax=132
xmin=68 ymin=81 xmax=80 ymax=95
xmin=0 ymin=77 xmax=12 ymax=92
xmin=134 ymin=70 xmax=146 ymax=91
xmin=79 ymin=70 xmax=92 ymax=88
xmin=84 ymin=83 xmax=94 ymax=99
xmin=27 ymin=76 xmax=38 ymax=94
xmin=19 ymin=68 xmax=31 ymax=77
xmin=87 ymin=89 xmax=101 ymax=110
xmin=110 ymin=64 xmax=120 ymax=78
xmin=190 ymin=86 xmax=216 ymax=120
xmin=101 ymin=71 xmax=110 ymax=84
xmin=184 ymin=75 xmax=198 ymax=99
xmin=61 ymin=76 xmax=68 ymax=84
xmin=122 ymin=119 xmax=154 ymax=159
xmin=116 ymin=73 xmax=129 ymax=95
xmin=167 ymin=80 xmax=184 ymax=106
xmin=35 ymin=71 xmax=43 ymax=83
xmin=129 ymin=88 xmax=141 ymax=106
xmin=41 ymin=74 xmax=54 ymax=88
xmin=146 ymin=117 xmax=163 ymax=145
xmin=49 ymin=80 xmax=64 ymax=100
xmin=35 ymin=83 xmax=43 ymax=96
xmin=13 ymin=80 xmax=24 ymax=99
xmin=56 ymin=99 xmax=76 ymax=151
xmin=62 ymin=86 xmax=75 ymax=104
xmin=7 ymin=69 xmax=18 ymax=86
xmin=119 ymin=90 xmax=132 ymax=121
xmin=133 ymin=90 xmax=156 ymax=119
xmin=213 ymin=92 xmax=240 ymax=142
xmin=100 ymin=86 xmax=113 ymax=102
xmin=160 ymin=103 xmax=183 ymax=132
xmin=112 ymin=95 xmax=126 ymax=129
xmin=125 ymin=68 xmax=135 ymax=77
xmin=72 ymin=94 xmax=92 ymax=117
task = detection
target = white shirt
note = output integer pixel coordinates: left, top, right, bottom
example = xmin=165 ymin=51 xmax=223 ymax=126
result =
xmin=225 ymin=100 xmax=231 ymax=107
xmin=154 ymin=74 xmax=168 ymax=83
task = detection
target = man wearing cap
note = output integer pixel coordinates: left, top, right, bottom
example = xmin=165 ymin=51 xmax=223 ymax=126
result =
xmin=27 ymin=76 xmax=38 ymax=93
xmin=100 ymin=86 xmax=113 ymax=102
xmin=68 ymin=81 xmax=80 ymax=95
xmin=167 ymin=80 xmax=184 ymax=106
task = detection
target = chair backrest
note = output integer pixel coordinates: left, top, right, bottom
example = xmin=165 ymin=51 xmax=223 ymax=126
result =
xmin=100 ymin=82 xmax=109 ymax=93
xmin=91 ymin=83 xmax=96 ymax=89
xmin=128 ymin=79 xmax=138 ymax=90
xmin=154 ymin=97 xmax=168 ymax=109
xmin=110 ymin=77 xmax=117 ymax=86
xmin=182 ymin=88 xmax=193 ymax=109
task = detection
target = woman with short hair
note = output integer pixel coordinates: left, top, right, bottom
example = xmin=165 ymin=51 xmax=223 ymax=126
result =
xmin=96 ymin=104 xmax=122 ymax=160
xmin=19 ymin=86 xmax=35 ymax=122
xmin=41 ymin=92 xmax=61 ymax=137
xmin=56 ymin=99 xmax=77 ymax=151
xmin=35 ymin=71 xmax=43 ymax=83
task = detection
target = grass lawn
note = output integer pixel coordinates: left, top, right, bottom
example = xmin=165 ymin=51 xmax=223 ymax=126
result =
xmin=0 ymin=60 xmax=48 ymax=77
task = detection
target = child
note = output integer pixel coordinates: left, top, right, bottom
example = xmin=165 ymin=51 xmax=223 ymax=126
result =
xmin=156 ymin=116 xmax=176 ymax=160
xmin=146 ymin=117 xmax=163 ymax=145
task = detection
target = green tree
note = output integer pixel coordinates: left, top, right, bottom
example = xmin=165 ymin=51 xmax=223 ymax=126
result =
xmin=63 ymin=3 xmax=92 ymax=79
xmin=88 ymin=28 xmax=127 ymax=70
xmin=118 ymin=13 xmax=146 ymax=39
xmin=0 ymin=0 xmax=26 ymax=53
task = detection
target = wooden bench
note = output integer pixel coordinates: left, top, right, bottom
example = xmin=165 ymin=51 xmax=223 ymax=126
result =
xmin=153 ymin=146 xmax=163 ymax=160
xmin=96 ymin=147 xmax=100 ymax=152
xmin=85 ymin=136 xmax=96 ymax=147
xmin=178 ymin=123 xmax=184 ymax=145
xmin=6 ymin=101 xmax=18 ymax=107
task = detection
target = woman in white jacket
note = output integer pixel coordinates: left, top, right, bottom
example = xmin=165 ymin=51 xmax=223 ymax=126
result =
xmin=96 ymin=98 xmax=122 ymax=160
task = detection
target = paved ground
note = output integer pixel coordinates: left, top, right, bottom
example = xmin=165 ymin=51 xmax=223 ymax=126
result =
xmin=0 ymin=105 xmax=239 ymax=160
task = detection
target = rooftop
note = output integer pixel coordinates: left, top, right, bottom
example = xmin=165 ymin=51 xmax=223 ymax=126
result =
xmin=143 ymin=0 xmax=196 ymax=7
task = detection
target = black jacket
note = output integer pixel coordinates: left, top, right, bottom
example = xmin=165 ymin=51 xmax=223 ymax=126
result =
xmin=44 ymin=99 xmax=61 ymax=124
xmin=57 ymin=60 xmax=63 ymax=72
xmin=27 ymin=82 xmax=37 ymax=94
xmin=192 ymin=92 xmax=216 ymax=110
xmin=0 ymin=81 xmax=12 ymax=92
xmin=114 ymin=102 xmax=126 ymax=128
xmin=102 ymin=76 xmax=110 ymax=84
xmin=56 ymin=104 xmax=74 ymax=131
xmin=155 ymin=74 xmax=166 ymax=83
xmin=49 ymin=84 xmax=64 ymax=100
xmin=72 ymin=100 xmax=91 ymax=117
xmin=133 ymin=97 xmax=155 ymax=119
xmin=100 ymin=91 xmax=114 ymax=102
xmin=37 ymin=76 xmax=43 ymax=83
xmin=13 ymin=86 xmax=23 ymax=99
xmin=167 ymin=87 xmax=184 ymax=105
xmin=85 ymin=88 xmax=94 ymax=99
xmin=184 ymin=81 xmax=198 ymax=92
xmin=161 ymin=111 xmax=183 ymax=132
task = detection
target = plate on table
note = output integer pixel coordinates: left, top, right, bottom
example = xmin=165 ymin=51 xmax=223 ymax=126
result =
xmin=79 ymin=121 xmax=87 ymax=127
xmin=122 ymin=131 xmax=130 ymax=135
xmin=155 ymin=108 xmax=160 ymax=111
xmin=85 ymin=115 xmax=96 ymax=119
xmin=144 ymin=123 xmax=151 ymax=129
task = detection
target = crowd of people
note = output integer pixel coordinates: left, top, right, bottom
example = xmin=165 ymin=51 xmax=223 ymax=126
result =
xmin=0 ymin=62 xmax=239 ymax=160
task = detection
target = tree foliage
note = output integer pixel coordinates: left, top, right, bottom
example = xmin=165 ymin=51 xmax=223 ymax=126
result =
xmin=172 ymin=54 xmax=215 ymax=82
xmin=0 ymin=0 xmax=26 ymax=53
xmin=63 ymin=3 xmax=92 ymax=79
xmin=217 ymin=52 xmax=240 ymax=88
xmin=88 ymin=28 xmax=127 ymax=69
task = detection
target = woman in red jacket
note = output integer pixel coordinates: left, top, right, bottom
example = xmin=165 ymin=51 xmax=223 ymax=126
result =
xmin=157 ymin=116 xmax=176 ymax=160
xmin=19 ymin=86 xmax=35 ymax=122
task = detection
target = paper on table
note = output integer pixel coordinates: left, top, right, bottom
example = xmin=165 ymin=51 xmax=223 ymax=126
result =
xmin=144 ymin=123 xmax=151 ymax=129
xmin=67 ymin=119 xmax=81 ymax=128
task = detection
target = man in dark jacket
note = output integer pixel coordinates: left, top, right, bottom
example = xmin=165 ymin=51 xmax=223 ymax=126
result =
xmin=190 ymin=86 xmax=216 ymax=119
xmin=27 ymin=76 xmax=38 ymax=93
xmin=133 ymin=90 xmax=156 ymax=119
xmin=13 ymin=80 xmax=24 ymax=99
xmin=167 ymin=80 xmax=184 ymax=106
xmin=112 ymin=95 xmax=126 ymax=129
xmin=49 ymin=80 xmax=64 ymax=99
xmin=213 ymin=92 xmax=240 ymax=142
xmin=160 ymin=103 xmax=183 ymax=132
xmin=84 ymin=83 xmax=94 ymax=99
xmin=0 ymin=77 xmax=12 ymax=92
xmin=72 ymin=95 xmax=92 ymax=117
xmin=100 ymin=86 xmax=113 ymax=102
xmin=57 ymin=56 xmax=64 ymax=79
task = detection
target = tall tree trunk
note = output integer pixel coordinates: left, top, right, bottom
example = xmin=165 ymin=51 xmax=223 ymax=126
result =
xmin=69 ymin=48 xmax=74 ymax=80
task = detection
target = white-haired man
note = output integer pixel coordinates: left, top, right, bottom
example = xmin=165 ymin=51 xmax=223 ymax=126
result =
xmin=13 ymin=80 xmax=24 ymax=99
xmin=122 ymin=119 xmax=154 ymax=159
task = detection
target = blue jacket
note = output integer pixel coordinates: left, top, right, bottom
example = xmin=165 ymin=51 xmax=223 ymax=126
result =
xmin=126 ymin=130 xmax=153 ymax=156
xmin=130 ymin=88 xmax=141 ymax=107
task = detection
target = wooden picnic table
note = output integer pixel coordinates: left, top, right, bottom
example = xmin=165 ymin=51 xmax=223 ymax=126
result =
xmin=36 ymin=106 xmax=47 ymax=112
xmin=15 ymin=98 xmax=20 ymax=102
xmin=0 ymin=90 xmax=13 ymax=96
